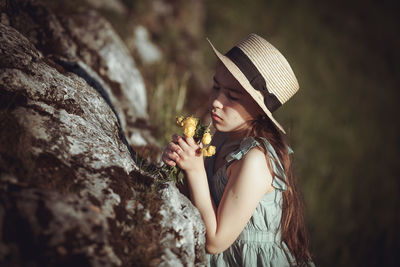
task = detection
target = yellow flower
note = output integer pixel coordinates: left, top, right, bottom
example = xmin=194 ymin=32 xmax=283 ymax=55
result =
xmin=183 ymin=124 xmax=196 ymax=138
xmin=176 ymin=116 xmax=185 ymax=126
xmin=202 ymin=148 xmax=209 ymax=157
xmin=202 ymin=132 xmax=212 ymax=145
xmin=207 ymin=145 xmax=216 ymax=156
xmin=183 ymin=117 xmax=197 ymax=128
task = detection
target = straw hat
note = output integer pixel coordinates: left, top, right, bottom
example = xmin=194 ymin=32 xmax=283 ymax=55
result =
xmin=207 ymin=33 xmax=299 ymax=134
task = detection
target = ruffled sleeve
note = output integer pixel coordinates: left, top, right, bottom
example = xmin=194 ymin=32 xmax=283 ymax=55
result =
xmin=225 ymin=137 xmax=291 ymax=192
xmin=225 ymin=137 xmax=259 ymax=163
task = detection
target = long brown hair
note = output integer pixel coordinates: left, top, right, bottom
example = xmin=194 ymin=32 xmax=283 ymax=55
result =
xmin=247 ymin=115 xmax=312 ymax=266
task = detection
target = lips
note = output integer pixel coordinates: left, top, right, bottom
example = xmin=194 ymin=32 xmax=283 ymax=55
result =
xmin=211 ymin=112 xmax=222 ymax=121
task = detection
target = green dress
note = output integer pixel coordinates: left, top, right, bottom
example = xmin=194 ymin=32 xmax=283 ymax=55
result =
xmin=205 ymin=136 xmax=311 ymax=267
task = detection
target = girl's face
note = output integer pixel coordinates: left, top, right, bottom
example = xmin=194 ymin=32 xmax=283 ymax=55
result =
xmin=209 ymin=61 xmax=261 ymax=133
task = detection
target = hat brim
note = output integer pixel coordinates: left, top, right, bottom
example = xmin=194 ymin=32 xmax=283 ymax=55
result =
xmin=207 ymin=38 xmax=286 ymax=134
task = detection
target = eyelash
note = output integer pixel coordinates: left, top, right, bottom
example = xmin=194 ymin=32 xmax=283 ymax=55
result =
xmin=212 ymin=85 xmax=239 ymax=100
xmin=228 ymin=94 xmax=239 ymax=100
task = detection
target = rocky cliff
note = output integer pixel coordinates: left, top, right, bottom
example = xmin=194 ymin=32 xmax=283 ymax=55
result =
xmin=0 ymin=0 xmax=206 ymax=266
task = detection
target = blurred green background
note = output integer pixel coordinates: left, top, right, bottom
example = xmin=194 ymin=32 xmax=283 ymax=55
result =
xmin=100 ymin=0 xmax=400 ymax=266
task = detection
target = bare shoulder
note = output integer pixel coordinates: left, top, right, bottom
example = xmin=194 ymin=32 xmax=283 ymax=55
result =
xmin=237 ymin=147 xmax=269 ymax=173
xmin=243 ymin=146 xmax=267 ymax=163
xmin=227 ymin=146 xmax=273 ymax=190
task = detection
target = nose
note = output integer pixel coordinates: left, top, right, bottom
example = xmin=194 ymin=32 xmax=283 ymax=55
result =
xmin=210 ymin=90 xmax=224 ymax=110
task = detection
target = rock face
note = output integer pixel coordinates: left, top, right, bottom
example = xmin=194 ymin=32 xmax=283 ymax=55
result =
xmin=0 ymin=0 xmax=206 ymax=266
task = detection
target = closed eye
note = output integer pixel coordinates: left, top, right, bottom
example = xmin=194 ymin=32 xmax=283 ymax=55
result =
xmin=228 ymin=93 xmax=239 ymax=100
xmin=213 ymin=85 xmax=239 ymax=100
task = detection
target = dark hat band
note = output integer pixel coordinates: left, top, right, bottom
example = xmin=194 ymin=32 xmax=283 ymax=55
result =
xmin=225 ymin=47 xmax=282 ymax=112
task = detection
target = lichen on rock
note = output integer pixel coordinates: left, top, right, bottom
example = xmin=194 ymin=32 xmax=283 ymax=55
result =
xmin=0 ymin=0 xmax=206 ymax=266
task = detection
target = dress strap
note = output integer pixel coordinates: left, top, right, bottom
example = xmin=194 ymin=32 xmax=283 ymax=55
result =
xmin=225 ymin=137 xmax=292 ymax=191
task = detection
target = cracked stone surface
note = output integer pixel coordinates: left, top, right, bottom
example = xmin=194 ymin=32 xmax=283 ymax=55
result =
xmin=0 ymin=1 xmax=206 ymax=266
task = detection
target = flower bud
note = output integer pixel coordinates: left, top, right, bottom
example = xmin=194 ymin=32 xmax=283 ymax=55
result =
xmin=207 ymin=145 xmax=216 ymax=156
xmin=176 ymin=116 xmax=185 ymax=126
xmin=202 ymin=148 xmax=209 ymax=157
xmin=183 ymin=117 xmax=197 ymax=128
xmin=202 ymin=132 xmax=212 ymax=145
xmin=183 ymin=124 xmax=196 ymax=138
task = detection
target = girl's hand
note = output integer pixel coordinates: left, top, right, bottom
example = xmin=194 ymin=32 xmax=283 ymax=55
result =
xmin=161 ymin=137 xmax=181 ymax=167
xmin=171 ymin=134 xmax=204 ymax=173
xmin=161 ymin=134 xmax=204 ymax=172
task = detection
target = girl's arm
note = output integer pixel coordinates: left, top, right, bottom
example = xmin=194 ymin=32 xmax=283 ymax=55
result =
xmin=163 ymin=135 xmax=273 ymax=254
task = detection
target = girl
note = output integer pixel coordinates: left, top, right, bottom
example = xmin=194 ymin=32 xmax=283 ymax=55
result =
xmin=162 ymin=34 xmax=314 ymax=267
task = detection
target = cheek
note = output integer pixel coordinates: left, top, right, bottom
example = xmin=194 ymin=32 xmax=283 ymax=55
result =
xmin=231 ymin=104 xmax=254 ymax=120
xmin=242 ymin=97 xmax=261 ymax=117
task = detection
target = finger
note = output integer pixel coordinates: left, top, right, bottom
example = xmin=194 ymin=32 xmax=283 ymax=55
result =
xmin=185 ymin=136 xmax=198 ymax=148
xmin=167 ymin=142 xmax=182 ymax=154
xmin=172 ymin=134 xmax=181 ymax=143
xmin=164 ymin=159 xmax=176 ymax=167
xmin=163 ymin=145 xmax=179 ymax=158
xmin=167 ymin=144 xmax=185 ymax=160
xmin=162 ymin=152 xmax=176 ymax=167
xmin=173 ymin=150 xmax=182 ymax=161
xmin=164 ymin=149 xmax=181 ymax=163
xmin=175 ymin=135 xmax=190 ymax=151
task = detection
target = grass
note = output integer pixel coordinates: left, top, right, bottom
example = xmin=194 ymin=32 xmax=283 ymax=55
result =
xmin=142 ymin=61 xmax=191 ymax=147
